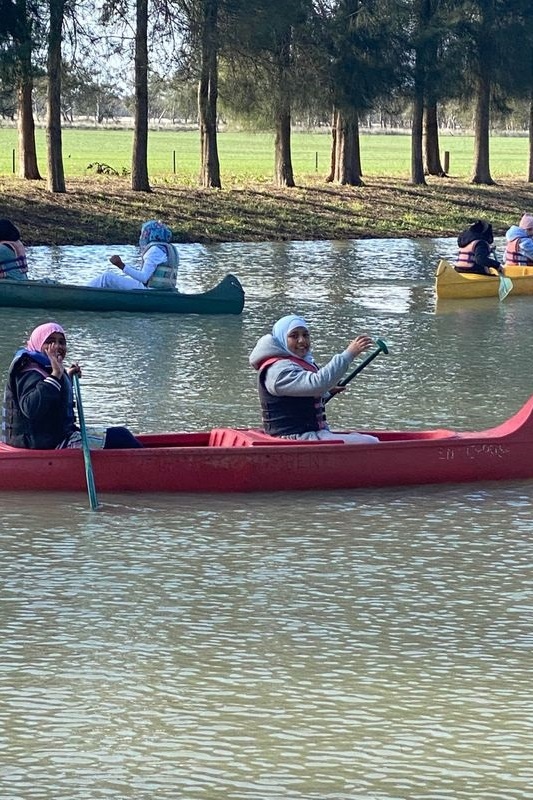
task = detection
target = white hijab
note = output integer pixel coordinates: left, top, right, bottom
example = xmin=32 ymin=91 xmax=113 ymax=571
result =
xmin=271 ymin=314 xmax=314 ymax=364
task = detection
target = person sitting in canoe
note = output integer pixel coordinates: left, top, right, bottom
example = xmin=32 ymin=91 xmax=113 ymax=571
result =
xmin=0 ymin=219 xmax=29 ymax=281
xmin=249 ymin=314 xmax=380 ymax=443
xmin=455 ymin=220 xmax=502 ymax=276
xmin=2 ymin=322 xmax=142 ymax=450
xmin=87 ymin=219 xmax=179 ymax=291
xmin=504 ymin=213 xmax=533 ymax=267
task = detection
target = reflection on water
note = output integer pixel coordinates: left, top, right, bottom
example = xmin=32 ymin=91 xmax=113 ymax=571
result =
xmin=1 ymin=237 xmax=533 ymax=799
xmin=1 ymin=485 xmax=532 ymax=799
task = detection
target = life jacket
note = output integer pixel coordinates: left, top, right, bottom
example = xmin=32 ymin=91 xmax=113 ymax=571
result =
xmin=0 ymin=240 xmax=28 ymax=279
xmin=455 ymin=240 xmax=480 ymax=270
xmin=504 ymin=238 xmax=533 ymax=266
xmin=257 ymin=356 xmax=327 ymax=437
xmin=2 ymin=352 xmax=76 ymax=449
xmin=144 ymin=243 xmax=179 ymax=289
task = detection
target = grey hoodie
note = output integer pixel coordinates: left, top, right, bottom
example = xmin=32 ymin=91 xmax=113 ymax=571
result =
xmin=249 ymin=334 xmax=356 ymax=397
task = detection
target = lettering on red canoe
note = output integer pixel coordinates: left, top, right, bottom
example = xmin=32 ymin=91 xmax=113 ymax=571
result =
xmin=437 ymin=444 xmax=511 ymax=461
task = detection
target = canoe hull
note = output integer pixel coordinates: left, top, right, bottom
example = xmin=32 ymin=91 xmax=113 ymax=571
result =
xmin=0 ymin=274 xmax=245 ymax=314
xmin=2 ymin=395 xmax=533 ymax=493
xmin=435 ymin=259 xmax=533 ymax=299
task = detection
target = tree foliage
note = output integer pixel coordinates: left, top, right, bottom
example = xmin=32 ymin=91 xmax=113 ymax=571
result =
xmin=5 ymin=0 xmax=533 ymax=189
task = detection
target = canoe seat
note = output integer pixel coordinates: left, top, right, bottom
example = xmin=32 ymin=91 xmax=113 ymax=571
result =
xmin=208 ymin=428 xmax=343 ymax=447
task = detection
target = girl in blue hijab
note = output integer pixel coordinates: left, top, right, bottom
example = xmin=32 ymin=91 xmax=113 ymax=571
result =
xmin=87 ymin=219 xmax=179 ymax=291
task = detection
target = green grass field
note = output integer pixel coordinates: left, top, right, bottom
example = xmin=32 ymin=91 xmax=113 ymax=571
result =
xmin=0 ymin=127 xmax=530 ymax=182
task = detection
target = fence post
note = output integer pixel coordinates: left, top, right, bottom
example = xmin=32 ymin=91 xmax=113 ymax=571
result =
xmin=173 ymin=150 xmax=176 ymax=174
xmin=12 ymin=149 xmax=16 ymax=174
xmin=315 ymin=152 xmax=319 ymax=171
xmin=444 ymin=151 xmax=450 ymax=174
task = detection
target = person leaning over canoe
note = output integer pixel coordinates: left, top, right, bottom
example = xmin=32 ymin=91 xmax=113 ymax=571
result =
xmin=0 ymin=219 xmax=29 ymax=281
xmin=87 ymin=220 xmax=179 ymax=290
xmin=249 ymin=314 xmax=379 ymax=444
xmin=2 ymin=322 xmax=142 ymax=450
xmin=455 ymin=220 xmax=502 ymax=276
xmin=504 ymin=213 xmax=533 ymax=267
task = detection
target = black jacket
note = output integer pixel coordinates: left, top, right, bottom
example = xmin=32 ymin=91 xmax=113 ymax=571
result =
xmin=3 ymin=355 xmax=77 ymax=449
xmin=457 ymin=222 xmax=501 ymax=272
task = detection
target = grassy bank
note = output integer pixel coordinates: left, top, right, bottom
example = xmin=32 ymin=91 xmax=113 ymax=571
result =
xmin=2 ymin=129 xmax=532 ymax=245
xmin=1 ymin=174 xmax=533 ymax=246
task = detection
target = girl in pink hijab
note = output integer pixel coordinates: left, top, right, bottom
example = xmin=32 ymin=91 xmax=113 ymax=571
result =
xmin=2 ymin=322 xmax=141 ymax=450
xmin=26 ymin=321 xmax=65 ymax=352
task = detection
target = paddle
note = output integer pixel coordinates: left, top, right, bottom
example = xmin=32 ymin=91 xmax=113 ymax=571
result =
xmin=72 ymin=374 xmax=99 ymax=511
xmin=325 ymin=338 xmax=389 ymax=403
xmin=498 ymin=273 xmax=513 ymax=302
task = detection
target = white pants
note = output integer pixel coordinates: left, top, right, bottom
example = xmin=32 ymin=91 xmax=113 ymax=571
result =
xmin=289 ymin=430 xmax=379 ymax=444
xmin=87 ymin=270 xmax=146 ymax=290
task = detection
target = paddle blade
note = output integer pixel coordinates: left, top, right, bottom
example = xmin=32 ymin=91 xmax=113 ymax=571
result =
xmin=499 ymin=275 xmax=513 ymax=302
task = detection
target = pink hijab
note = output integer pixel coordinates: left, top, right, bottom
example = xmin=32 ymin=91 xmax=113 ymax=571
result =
xmin=26 ymin=322 xmax=65 ymax=353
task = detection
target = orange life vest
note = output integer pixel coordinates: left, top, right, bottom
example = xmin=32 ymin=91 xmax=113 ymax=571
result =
xmin=504 ymin=238 xmax=533 ymax=267
xmin=455 ymin=240 xmax=479 ymax=270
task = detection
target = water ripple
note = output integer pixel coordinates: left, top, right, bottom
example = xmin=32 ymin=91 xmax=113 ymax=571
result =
xmin=1 ymin=239 xmax=533 ymax=799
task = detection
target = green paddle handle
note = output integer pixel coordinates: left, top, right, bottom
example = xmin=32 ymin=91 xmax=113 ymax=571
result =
xmin=325 ymin=338 xmax=389 ymax=404
xmin=73 ymin=374 xmax=99 ymax=511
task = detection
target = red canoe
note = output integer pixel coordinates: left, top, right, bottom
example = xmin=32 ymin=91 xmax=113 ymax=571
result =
xmin=2 ymin=395 xmax=533 ymax=494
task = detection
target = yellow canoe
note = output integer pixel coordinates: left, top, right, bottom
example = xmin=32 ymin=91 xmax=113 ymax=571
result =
xmin=435 ymin=259 xmax=533 ymax=299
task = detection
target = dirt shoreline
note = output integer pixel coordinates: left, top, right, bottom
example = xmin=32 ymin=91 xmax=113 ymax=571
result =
xmin=1 ymin=175 xmax=531 ymax=246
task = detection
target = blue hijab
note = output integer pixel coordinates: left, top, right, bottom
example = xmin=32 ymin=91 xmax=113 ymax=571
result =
xmin=139 ymin=220 xmax=172 ymax=251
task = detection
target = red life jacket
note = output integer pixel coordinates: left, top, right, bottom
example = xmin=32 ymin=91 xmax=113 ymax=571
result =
xmin=258 ymin=355 xmax=317 ymax=374
xmin=504 ymin=238 xmax=533 ymax=266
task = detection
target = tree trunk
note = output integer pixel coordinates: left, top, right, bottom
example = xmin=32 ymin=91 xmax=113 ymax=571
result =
xmin=131 ymin=0 xmax=150 ymax=192
xmin=471 ymin=68 xmax=494 ymax=184
xmin=198 ymin=0 xmax=221 ymax=189
xmin=326 ymin=109 xmax=338 ymax=183
xmin=411 ymin=48 xmax=426 ymax=185
xmin=411 ymin=93 xmax=425 ymax=184
xmin=274 ymin=109 xmax=294 ymax=187
xmin=423 ymin=102 xmax=444 ymax=176
xmin=527 ymin=92 xmax=533 ymax=183
xmin=46 ymin=0 xmax=66 ymax=192
xmin=273 ymin=28 xmax=294 ymax=188
xmin=15 ymin=0 xmax=41 ymax=180
xmin=18 ymin=80 xmax=41 ymax=179
xmin=333 ymin=108 xmax=363 ymax=186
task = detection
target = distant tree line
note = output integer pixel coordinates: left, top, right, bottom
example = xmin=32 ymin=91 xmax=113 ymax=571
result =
xmin=1 ymin=0 xmax=533 ymax=192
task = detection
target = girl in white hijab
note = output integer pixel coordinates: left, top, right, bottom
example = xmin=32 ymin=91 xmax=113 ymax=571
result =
xmin=249 ymin=314 xmax=379 ymax=443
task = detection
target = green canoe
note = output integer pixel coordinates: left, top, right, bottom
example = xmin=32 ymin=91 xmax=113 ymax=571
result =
xmin=0 ymin=273 xmax=245 ymax=315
